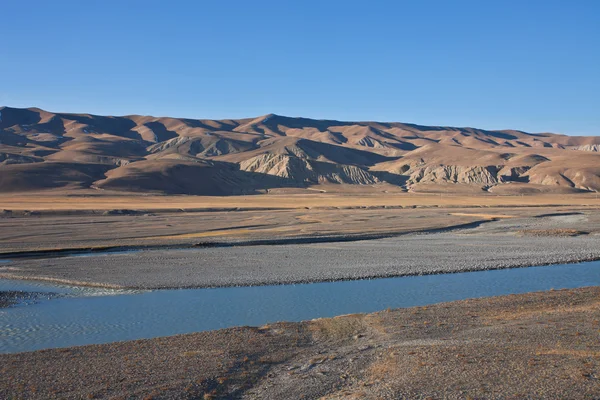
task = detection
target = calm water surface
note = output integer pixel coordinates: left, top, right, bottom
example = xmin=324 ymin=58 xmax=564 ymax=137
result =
xmin=1 ymin=260 xmax=599 ymax=353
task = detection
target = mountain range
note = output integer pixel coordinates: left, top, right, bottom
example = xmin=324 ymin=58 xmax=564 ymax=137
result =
xmin=1 ymin=106 xmax=599 ymax=195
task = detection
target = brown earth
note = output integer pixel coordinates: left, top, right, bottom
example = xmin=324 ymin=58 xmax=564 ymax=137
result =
xmin=1 ymin=106 xmax=600 ymax=195
xmin=2 ymin=286 xmax=599 ymax=399
xmin=1 ymin=192 xmax=599 ymax=254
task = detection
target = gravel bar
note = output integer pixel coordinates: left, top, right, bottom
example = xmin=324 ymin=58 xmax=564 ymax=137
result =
xmin=2 ymin=232 xmax=599 ymax=289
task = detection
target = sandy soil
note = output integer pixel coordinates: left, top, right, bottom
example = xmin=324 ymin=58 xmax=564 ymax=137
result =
xmin=2 ymin=286 xmax=599 ymax=399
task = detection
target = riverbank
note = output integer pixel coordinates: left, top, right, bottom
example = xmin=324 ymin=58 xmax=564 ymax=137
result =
xmin=2 ymin=230 xmax=599 ymax=290
xmin=1 ymin=197 xmax=599 ymax=289
xmin=2 ymin=286 xmax=599 ymax=399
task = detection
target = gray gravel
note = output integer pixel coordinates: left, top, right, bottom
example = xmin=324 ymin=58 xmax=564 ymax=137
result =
xmin=2 ymin=232 xmax=599 ymax=289
xmin=454 ymin=212 xmax=592 ymax=234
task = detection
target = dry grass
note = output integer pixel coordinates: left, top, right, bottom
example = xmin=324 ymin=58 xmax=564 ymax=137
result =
xmin=152 ymin=228 xmax=254 ymax=240
xmin=449 ymin=212 xmax=516 ymax=219
xmin=1 ymin=191 xmax=600 ymax=211
xmin=536 ymin=349 xmax=600 ymax=358
xmin=484 ymin=301 xmax=600 ymax=322
xmin=151 ymin=226 xmax=298 ymax=240
xmin=309 ymin=314 xmax=367 ymax=340
xmin=369 ymin=349 xmax=405 ymax=378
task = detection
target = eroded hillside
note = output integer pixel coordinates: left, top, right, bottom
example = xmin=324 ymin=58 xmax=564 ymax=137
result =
xmin=1 ymin=106 xmax=599 ymax=194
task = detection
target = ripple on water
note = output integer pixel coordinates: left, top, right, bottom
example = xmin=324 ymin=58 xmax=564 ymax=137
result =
xmin=1 ymin=260 xmax=600 ymax=353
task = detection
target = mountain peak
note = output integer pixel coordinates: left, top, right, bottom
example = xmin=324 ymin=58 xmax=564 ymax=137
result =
xmin=259 ymin=113 xmax=277 ymax=123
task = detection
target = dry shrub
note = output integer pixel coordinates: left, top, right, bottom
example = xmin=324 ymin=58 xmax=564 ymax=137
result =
xmin=309 ymin=314 xmax=367 ymax=340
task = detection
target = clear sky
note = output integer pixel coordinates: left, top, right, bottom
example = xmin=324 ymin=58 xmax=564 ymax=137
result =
xmin=2 ymin=0 xmax=599 ymax=135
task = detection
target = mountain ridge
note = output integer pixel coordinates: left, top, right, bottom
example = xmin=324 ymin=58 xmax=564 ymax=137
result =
xmin=1 ymin=106 xmax=599 ymax=195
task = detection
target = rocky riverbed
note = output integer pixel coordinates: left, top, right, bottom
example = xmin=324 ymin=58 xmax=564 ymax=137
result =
xmin=1 ymin=230 xmax=599 ymax=289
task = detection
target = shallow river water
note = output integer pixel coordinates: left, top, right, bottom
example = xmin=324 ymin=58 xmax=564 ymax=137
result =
xmin=1 ymin=260 xmax=600 ymax=353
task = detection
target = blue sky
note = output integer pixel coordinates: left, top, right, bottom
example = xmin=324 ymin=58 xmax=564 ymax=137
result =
xmin=1 ymin=0 xmax=599 ymax=135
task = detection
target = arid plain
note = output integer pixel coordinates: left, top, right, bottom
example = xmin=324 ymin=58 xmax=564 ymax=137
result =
xmin=1 ymin=191 xmax=600 ymax=289
xmin=1 ymin=106 xmax=600 ymax=398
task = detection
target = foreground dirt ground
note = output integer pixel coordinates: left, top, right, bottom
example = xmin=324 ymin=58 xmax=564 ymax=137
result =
xmin=2 ymin=286 xmax=599 ymax=399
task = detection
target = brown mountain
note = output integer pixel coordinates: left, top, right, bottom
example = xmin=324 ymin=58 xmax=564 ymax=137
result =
xmin=1 ymin=106 xmax=599 ymax=195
